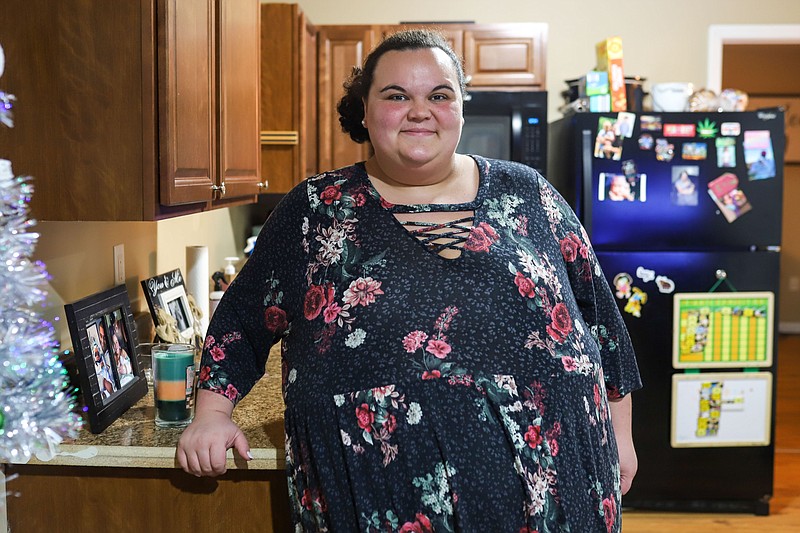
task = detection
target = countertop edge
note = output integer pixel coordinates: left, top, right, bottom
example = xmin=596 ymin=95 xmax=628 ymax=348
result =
xmin=6 ymin=445 xmax=285 ymax=470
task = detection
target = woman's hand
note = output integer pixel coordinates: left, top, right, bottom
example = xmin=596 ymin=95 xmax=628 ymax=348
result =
xmin=176 ymin=389 xmax=252 ymax=477
xmin=608 ymin=394 xmax=638 ymax=495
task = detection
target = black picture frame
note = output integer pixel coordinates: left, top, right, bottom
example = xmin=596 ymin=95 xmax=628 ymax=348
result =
xmin=140 ymin=269 xmax=194 ymax=341
xmin=64 ymin=284 xmax=148 ymax=434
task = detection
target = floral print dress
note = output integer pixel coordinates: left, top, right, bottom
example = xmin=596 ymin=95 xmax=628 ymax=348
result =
xmin=198 ymin=156 xmax=642 ymax=533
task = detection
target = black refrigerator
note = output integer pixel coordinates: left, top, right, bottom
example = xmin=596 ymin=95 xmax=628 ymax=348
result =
xmin=549 ymin=109 xmax=785 ymax=514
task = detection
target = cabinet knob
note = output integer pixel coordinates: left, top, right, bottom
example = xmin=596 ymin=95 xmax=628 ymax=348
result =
xmin=211 ymin=182 xmax=226 ymax=198
xmin=257 ymin=179 xmax=269 ymax=191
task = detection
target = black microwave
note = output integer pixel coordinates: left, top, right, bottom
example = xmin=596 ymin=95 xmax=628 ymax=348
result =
xmin=457 ymin=91 xmax=548 ymax=176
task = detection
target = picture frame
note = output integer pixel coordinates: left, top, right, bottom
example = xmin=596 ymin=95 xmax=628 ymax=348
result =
xmin=671 ymin=371 xmax=772 ymax=448
xmin=140 ymin=269 xmax=194 ymax=342
xmin=64 ymin=284 xmax=148 ymax=434
xmin=672 ymin=291 xmax=774 ymax=369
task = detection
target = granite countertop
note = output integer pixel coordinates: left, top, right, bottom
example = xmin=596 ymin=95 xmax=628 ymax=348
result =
xmin=20 ymin=345 xmax=286 ymax=470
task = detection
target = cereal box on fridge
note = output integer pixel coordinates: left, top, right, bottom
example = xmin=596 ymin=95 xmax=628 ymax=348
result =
xmin=596 ymin=37 xmax=627 ymax=112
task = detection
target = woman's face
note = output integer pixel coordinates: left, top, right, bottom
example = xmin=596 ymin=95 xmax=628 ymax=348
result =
xmin=362 ymin=48 xmax=463 ymax=172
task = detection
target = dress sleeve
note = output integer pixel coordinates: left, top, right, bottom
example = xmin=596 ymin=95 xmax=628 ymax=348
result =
xmin=537 ymin=173 xmax=642 ymax=398
xmin=196 ymin=184 xmax=309 ymax=405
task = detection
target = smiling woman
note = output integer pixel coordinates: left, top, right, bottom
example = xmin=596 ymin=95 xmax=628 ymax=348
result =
xmin=176 ymin=29 xmax=641 ymax=533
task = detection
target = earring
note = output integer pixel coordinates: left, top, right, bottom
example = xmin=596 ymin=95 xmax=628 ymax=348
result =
xmin=361 ymin=119 xmax=366 ymax=127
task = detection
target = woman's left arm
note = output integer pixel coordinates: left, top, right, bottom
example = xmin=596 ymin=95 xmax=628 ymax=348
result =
xmin=609 ymin=394 xmax=637 ymax=495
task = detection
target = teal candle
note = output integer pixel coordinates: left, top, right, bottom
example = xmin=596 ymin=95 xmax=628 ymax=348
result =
xmin=153 ymin=344 xmax=195 ymax=427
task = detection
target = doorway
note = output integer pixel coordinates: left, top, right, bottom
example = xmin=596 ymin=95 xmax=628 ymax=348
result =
xmin=709 ymin=24 xmax=800 ymax=333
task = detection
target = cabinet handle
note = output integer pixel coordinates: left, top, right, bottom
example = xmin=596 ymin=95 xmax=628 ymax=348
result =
xmin=211 ymin=182 xmax=226 ymax=198
xmin=257 ymin=179 xmax=269 ymax=191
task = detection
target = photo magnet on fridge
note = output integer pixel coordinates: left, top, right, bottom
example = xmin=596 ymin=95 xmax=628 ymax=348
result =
xmin=593 ymin=116 xmax=623 ymax=160
xmin=671 ymin=165 xmax=700 ymax=207
xmin=743 ymin=130 xmax=776 ymax=180
xmin=598 ymin=173 xmax=647 ymax=202
xmin=616 ymin=111 xmax=636 ymax=138
xmin=715 ymin=137 xmax=737 ymax=168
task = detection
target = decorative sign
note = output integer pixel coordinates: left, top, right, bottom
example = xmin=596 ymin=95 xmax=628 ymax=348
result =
xmin=671 ymin=372 xmax=772 ymax=448
xmin=141 ymin=269 xmax=194 ymax=340
xmin=672 ymin=291 xmax=774 ymax=369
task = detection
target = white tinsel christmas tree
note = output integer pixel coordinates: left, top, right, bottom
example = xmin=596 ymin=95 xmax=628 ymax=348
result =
xmin=0 ymin=43 xmax=82 ymax=462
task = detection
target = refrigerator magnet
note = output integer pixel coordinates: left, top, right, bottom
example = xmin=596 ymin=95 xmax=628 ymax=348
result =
xmin=720 ymin=122 xmax=741 ymax=136
xmin=715 ymin=137 xmax=737 ymax=168
xmin=707 ymin=172 xmax=752 ymax=223
xmin=612 ymin=272 xmax=633 ymax=299
xmin=663 ymin=123 xmax=696 ymax=137
xmin=671 ymin=166 xmax=699 ymax=206
xmin=655 ymin=139 xmax=675 ymax=162
xmin=593 ymin=116 xmax=623 ymax=160
xmin=743 ymin=130 xmax=776 ymax=180
xmin=621 ymin=159 xmax=638 ymax=178
xmin=681 ymin=142 xmax=708 ymax=161
xmin=635 ymin=266 xmax=655 ymax=283
xmin=639 ymin=114 xmax=662 ymax=131
xmin=599 ymin=173 xmax=646 ymax=202
xmin=696 ymin=118 xmax=719 ymax=138
xmin=616 ymin=111 xmax=636 ymax=138
xmin=655 ymin=275 xmax=675 ymax=294
xmin=638 ymin=133 xmax=654 ymax=150
xmin=623 ymin=287 xmax=648 ymax=318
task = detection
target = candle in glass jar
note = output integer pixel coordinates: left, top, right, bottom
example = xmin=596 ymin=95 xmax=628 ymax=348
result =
xmin=152 ymin=344 xmax=195 ymax=427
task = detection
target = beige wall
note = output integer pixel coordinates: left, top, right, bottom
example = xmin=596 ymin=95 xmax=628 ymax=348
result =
xmin=34 ymin=206 xmax=252 ymax=347
xmin=30 ymin=1 xmax=800 ymax=350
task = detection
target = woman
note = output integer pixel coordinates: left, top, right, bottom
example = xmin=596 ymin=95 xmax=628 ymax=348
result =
xmin=177 ymin=29 xmax=641 ymax=532
xmin=112 ymin=333 xmax=133 ymax=384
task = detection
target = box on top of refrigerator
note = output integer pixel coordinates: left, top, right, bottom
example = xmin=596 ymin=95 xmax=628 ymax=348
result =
xmin=596 ymin=37 xmax=627 ymax=112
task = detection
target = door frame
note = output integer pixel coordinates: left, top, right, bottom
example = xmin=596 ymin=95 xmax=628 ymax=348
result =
xmin=707 ymin=24 xmax=800 ymax=92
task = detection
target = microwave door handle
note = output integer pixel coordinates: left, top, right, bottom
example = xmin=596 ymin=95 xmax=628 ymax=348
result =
xmin=511 ymin=108 xmax=523 ymax=163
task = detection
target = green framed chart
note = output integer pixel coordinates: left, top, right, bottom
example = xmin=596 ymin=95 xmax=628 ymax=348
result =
xmin=672 ymin=291 xmax=774 ymax=369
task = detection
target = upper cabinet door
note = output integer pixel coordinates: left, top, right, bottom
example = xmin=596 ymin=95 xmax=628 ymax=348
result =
xmin=463 ymin=24 xmax=547 ymax=88
xmin=158 ymin=0 xmax=216 ymax=206
xmin=317 ymin=26 xmax=377 ymax=172
xmin=216 ymin=0 xmax=261 ymax=200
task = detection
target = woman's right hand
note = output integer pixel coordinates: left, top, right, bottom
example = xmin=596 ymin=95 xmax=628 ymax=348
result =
xmin=176 ymin=389 xmax=252 ymax=477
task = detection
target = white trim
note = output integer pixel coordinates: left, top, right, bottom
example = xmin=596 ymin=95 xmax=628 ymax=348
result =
xmin=779 ymin=321 xmax=800 ymax=335
xmin=707 ymin=25 xmax=800 ymax=93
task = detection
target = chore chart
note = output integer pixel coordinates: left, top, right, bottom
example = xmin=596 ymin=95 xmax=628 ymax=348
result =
xmin=672 ymin=291 xmax=774 ymax=369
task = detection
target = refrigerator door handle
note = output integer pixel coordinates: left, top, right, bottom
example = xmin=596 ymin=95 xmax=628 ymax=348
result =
xmin=580 ymin=128 xmax=594 ymax=236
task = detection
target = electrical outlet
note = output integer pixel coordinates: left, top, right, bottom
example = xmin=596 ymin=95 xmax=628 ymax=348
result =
xmin=113 ymin=244 xmax=125 ymax=285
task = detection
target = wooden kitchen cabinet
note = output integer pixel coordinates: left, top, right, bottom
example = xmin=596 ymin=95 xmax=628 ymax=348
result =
xmin=462 ymin=24 xmax=547 ymax=89
xmin=317 ymin=25 xmax=378 ymax=172
xmin=260 ymin=3 xmax=318 ymax=194
xmin=0 ymin=0 xmax=261 ymax=221
xmin=315 ymin=22 xmax=546 ymax=170
xmin=379 ymin=23 xmax=547 ymax=89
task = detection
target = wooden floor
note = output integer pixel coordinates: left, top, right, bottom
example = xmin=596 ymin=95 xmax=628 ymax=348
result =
xmin=623 ymin=334 xmax=800 ymax=532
